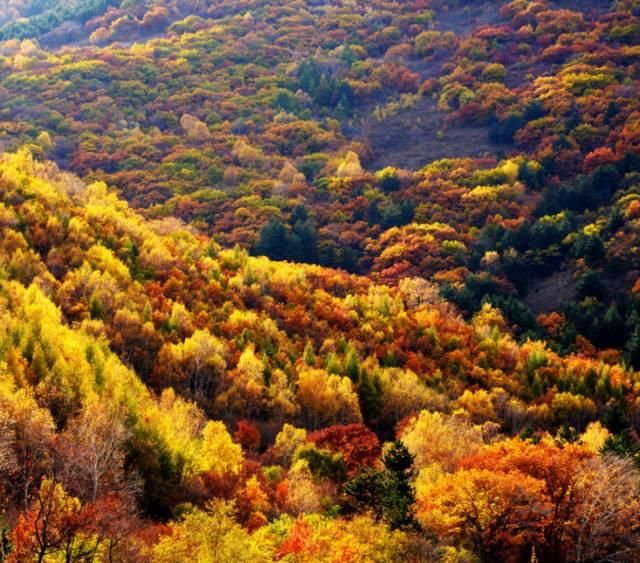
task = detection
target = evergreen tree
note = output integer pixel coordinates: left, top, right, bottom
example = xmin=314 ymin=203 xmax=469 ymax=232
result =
xmin=344 ymin=441 xmax=417 ymax=530
xmin=303 ymin=342 xmax=315 ymax=367
xmin=0 ymin=522 xmax=10 ymax=561
xmin=603 ymin=400 xmax=628 ymax=434
xmin=357 ymin=369 xmax=382 ymax=424
xmin=576 ymin=269 xmax=606 ymax=300
xmin=602 ymin=429 xmax=640 ymax=467
xmin=89 ymin=295 xmax=104 ymax=320
xmin=601 ymin=303 xmax=625 ymax=349
xmin=255 ymin=218 xmax=289 ymax=261
xmin=315 ymin=73 xmax=333 ymax=106
xmin=298 ymin=59 xmax=320 ymax=92
xmin=343 ymin=468 xmax=386 ymax=520
xmin=531 ymin=373 xmax=544 ymax=398
xmin=624 ymin=323 xmax=640 ymax=369
xmin=291 ymin=219 xmax=318 ymax=263
xmin=367 ymin=200 xmax=381 ymax=225
xmin=381 ymin=441 xmax=418 ymax=530
xmin=573 ymin=233 xmax=605 ymax=265
xmin=345 ymin=349 xmax=360 ymax=382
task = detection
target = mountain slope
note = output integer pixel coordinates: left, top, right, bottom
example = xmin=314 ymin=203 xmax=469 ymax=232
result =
xmin=2 ymin=0 xmax=640 ymax=561
xmin=0 ymin=146 xmax=639 ymax=560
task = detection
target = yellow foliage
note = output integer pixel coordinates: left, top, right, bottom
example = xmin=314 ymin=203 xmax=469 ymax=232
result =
xmin=263 ymin=512 xmax=414 ymax=562
xmin=378 ymin=368 xmax=448 ymax=424
xmin=401 ymin=410 xmax=484 ymax=471
xmin=152 ymin=501 xmax=273 ymax=563
xmin=579 ymin=421 xmax=611 ymax=453
xmin=192 ymin=420 xmax=243 ymax=476
xmin=501 ymin=159 xmax=520 ymax=184
xmin=296 ymin=367 xmax=362 ymax=428
xmin=149 ymin=389 xmax=242 ymax=478
xmin=336 ymin=151 xmax=364 ymax=178
xmin=273 ymin=423 xmax=307 ymax=464
xmin=454 ymin=389 xmax=497 ymax=424
xmin=86 ymin=244 xmax=131 ymax=284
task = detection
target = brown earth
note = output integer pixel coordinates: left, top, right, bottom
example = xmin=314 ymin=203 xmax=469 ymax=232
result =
xmin=362 ymin=97 xmax=510 ymax=171
xmin=522 ymin=269 xmax=577 ymax=315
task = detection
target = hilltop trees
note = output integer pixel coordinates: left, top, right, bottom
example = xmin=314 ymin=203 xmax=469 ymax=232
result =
xmin=1 ymin=0 xmax=640 ymax=559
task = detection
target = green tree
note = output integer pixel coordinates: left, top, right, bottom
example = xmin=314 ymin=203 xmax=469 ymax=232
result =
xmin=345 ymin=349 xmax=360 ymax=382
xmin=255 ymin=218 xmax=288 ymax=261
xmin=357 ymin=370 xmax=382 ymax=424
xmin=382 ymin=441 xmax=418 ymax=530
xmin=344 ymin=440 xmax=418 ymax=530
xmin=625 ymin=323 xmax=640 ymax=370
xmin=304 ymin=342 xmax=315 ymax=367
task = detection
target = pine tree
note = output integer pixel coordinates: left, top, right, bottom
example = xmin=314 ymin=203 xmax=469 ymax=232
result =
xmin=345 ymin=350 xmax=360 ymax=382
xmin=290 ymin=216 xmax=319 ymax=264
xmin=381 ymin=441 xmax=418 ymax=530
xmin=531 ymin=373 xmax=544 ymax=398
xmin=303 ymin=342 xmax=315 ymax=367
xmin=625 ymin=323 xmax=640 ymax=369
xmin=0 ymin=523 xmax=11 ymax=562
xmin=357 ymin=369 xmax=382 ymax=424
xmin=344 ymin=441 xmax=417 ymax=530
xmin=343 ymin=468 xmax=385 ymax=520
xmin=255 ymin=218 xmax=288 ymax=261
xmin=89 ymin=296 xmax=104 ymax=320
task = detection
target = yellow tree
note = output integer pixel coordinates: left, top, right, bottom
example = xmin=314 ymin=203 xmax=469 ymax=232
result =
xmin=296 ymin=368 xmax=362 ymax=429
xmin=191 ymin=421 xmax=243 ymax=477
xmin=417 ymin=469 xmax=549 ymax=561
xmin=151 ymin=501 xmax=273 ymax=563
xmin=400 ymin=410 xmax=484 ymax=472
xmin=147 ymin=389 xmax=242 ymax=481
xmin=377 ymin=368 xmax=448 ymax=426
xmin=0 ymin=376 xmax=55 ymax=508
xmin=217 ymin=345 xmax=266 ymax=419
xmin=272 ymin=424 xmax=307 ymax=465
xmin=266 ymin=369 xmax=298 ymax=423
xmin=271 ymin=512 xmax=421 ymax=562
xmin=156 ymin=329 xmax=226 ymax=399
xmin=336 ymin=151 xmax=364 ymax=178
xmin=578 ymin=421 xmax=610 ymax=453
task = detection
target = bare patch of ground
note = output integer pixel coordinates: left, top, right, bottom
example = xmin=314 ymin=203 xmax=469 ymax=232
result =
xmin=550 ymin=0 xmax=613 ymax=18
xmin=522 ymin=269 xmax=577 ymax=314
xmin=362 ymin=97 xmax=509 ymax=171
xmin=354 ymin=0 xmax=613 ymax=171
xmin=432 ymin=2 xmax=504 ymax=34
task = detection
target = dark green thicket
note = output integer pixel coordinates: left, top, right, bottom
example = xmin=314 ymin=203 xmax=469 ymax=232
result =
xmin=344 ymin=441 xmax=418 ymax=530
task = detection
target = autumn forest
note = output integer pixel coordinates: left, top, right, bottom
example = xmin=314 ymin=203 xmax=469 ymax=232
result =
xmin=1 ymin=0 xmax=640 ymax=561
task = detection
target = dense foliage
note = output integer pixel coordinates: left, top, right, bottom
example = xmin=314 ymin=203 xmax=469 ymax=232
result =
xmin=1 ymin=0 xmax=640 ymax=561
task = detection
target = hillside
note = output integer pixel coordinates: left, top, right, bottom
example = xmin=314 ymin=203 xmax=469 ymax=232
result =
xmin=0 ymin=142 xmax=638 ymax=561
xmin=1 ymin=1 xmax=640 ymax=562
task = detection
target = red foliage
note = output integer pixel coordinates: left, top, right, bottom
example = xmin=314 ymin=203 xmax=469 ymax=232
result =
xmin=584 ymin=147 xmax=617 ymax=172
xmin=307 ymin=424 xmax=381 ymax=474
xmin=277 ymin=517 xmax=313 ymax=559
xmin=234 ymin=420 xmax=261 ymax=452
